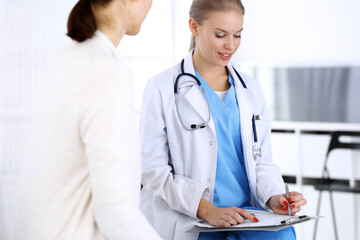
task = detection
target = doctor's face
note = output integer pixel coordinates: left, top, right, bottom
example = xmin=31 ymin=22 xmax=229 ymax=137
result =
xmin=193 ymin=10 xmax=244 ymax=67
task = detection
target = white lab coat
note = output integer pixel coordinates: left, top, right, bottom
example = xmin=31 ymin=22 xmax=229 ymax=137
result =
xmin=140 ymin=51 xmax=285 ymax=240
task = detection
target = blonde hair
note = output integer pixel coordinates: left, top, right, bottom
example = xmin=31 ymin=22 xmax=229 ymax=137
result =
xmin=189 ymin=0 xmax=245 ymax=50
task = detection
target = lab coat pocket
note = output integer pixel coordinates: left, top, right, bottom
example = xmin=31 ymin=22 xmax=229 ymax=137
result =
xmin=253 ymin=114 xmax=270 ymax=144
xmin=254 ymin=114 xmax=267 ymax=130
xmin=153 ymin=198 xmax=181 ymax=239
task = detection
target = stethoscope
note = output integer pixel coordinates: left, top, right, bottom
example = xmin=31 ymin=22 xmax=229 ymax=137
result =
xmin=174 ymin=59 xmax=262 ymax=160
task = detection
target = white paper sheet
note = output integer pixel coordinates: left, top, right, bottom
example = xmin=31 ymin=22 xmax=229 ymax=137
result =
xmin=194 ymin=209 xmax=313 ymax=228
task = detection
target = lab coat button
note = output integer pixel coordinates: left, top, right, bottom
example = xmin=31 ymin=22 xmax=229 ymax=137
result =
xmin=209 ymin=141 xmax=213 ymax=145
xmin=207 ymin=178 xmax=211 ymax=182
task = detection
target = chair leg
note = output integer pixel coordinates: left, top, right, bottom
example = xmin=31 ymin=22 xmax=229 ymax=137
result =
xmin=329 ymin=191 xmax=339 ymax=240
xmin=313 ymin=190 xmax=323 ymax=240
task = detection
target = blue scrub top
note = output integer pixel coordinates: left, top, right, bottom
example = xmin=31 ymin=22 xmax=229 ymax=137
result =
xmin=194 ymin=70 xmax=250 ymax=208
xmin=195 ymin=70 xmax=297 ymax=240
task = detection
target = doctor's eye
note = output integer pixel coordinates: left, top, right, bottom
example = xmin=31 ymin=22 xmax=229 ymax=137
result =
xmin=234 ymin=34 xmax=241 ymax=39
xmin=215 ymin=34 xmax=225 ymax=38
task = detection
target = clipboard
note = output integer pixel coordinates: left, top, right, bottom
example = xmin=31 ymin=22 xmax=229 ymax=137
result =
xmin=187 ymin=224 xmax=292 ymax=233
xmin=280 ymin=215 xmax=311 ymax=226
xmin=187 ymin=209 xmax=322 ymax=233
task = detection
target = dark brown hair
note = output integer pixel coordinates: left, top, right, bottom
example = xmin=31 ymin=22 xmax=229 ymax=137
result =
xmin=189 ymin=0 xmax=245 ymax=50
xmin=67 ymin=0 xmax=114 ymax=42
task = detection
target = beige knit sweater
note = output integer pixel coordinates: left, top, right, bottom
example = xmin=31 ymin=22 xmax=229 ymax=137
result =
xmin=11 ymin=31 xmax=161 ymax=240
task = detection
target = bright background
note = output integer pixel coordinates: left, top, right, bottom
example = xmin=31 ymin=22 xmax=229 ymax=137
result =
xmin=1 ymin=0 xmax=360 ymax=239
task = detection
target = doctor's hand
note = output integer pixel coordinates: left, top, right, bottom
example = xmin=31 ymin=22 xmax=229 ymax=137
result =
xmin=266 ymin=192 xmax=307 ymax=215
xmin=197 ymin=199 xmax=259 ymax=227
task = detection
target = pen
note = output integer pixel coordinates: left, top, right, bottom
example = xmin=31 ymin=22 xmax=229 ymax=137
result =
xmin=285 ymin=183 xmax=291 ymax=217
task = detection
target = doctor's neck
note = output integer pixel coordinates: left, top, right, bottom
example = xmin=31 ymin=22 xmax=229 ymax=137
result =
xmin=192 ymin=48 xmax=228 ymax=79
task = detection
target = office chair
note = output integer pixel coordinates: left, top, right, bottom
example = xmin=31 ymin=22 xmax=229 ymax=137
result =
xmin=312 ymin=131 xmax=360 ymax=240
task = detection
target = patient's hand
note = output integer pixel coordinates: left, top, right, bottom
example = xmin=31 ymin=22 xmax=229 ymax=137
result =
xmin=196 ymin=199 xmax=259 ymax=227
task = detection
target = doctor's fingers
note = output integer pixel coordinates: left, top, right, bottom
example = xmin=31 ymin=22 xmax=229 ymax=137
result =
xmin=216 ymin=219 xmax=233 ymax=227
xmin=221 ymin=214 xmax=239 ymax=226
xmin=276 ymin=194 xmax=290 ymax=207
xmin=290 ymin=207 xmax=301 ymax=215
xmin=288 ymin=191 xmax=305 ymax=202
xmin=279 ymin=207 xmax=299 ymax=216
xmin=229 ymin=212 xmax=245 ymax=224
xmin=220 ymin=208 xmax=245 ymax=225
xmin=232 ymin=207 xmax=258 ymax=223
xmin=290 ymin=198 xmax=307 ymax=209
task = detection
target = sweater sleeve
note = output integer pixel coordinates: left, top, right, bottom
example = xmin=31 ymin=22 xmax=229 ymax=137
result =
xmin=80 ymin=70 xmax=162 ymax=240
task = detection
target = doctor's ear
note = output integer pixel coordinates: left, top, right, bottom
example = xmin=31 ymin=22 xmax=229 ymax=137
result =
xmin=189 ymin=18 xmax=199 ymax=37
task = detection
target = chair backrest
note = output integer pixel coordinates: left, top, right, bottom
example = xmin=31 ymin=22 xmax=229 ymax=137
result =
xmin=326 ymin=131 xmax=360 ymax=158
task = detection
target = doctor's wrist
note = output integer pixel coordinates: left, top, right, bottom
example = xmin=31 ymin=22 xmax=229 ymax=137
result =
xmin=197 ymin=198 xmax=215 ymax=220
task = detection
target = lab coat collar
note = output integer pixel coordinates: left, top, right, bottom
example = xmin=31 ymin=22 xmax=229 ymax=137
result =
xmin=94 ymin=30 xmax=121 ymax=58
xmin=181 ymin=50 xmax=216 ymax=135
xmin=227 ymin=64 xmax=254 ymax=112
xmin=183 ymin=49 xmax=196 ymax=76
xmin=227 ymin=64 xmax=255 ymax=127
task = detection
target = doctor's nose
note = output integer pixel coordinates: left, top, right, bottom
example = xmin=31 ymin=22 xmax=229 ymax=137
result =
xmin=224 ymin=38 xmax=235 ymax=51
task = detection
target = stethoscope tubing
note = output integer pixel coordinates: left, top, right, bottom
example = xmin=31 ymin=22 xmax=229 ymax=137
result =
xmin=173 ymin=58 xmax=261 ymax=160
xmin=174 ymin=60 xmax=210 ymax=130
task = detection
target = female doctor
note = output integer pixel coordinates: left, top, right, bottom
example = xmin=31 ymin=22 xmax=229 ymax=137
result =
xmin=140 ymin=0 xmax=306 ymax=239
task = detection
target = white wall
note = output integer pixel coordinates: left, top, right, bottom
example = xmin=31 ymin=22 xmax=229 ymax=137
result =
xmin=118 ymin=0 xmax=175 ymax=111
xmin=236 ymin=0 xmax=360 ymax=66
xmin=0 ymin=1 xmax=76 ymax=239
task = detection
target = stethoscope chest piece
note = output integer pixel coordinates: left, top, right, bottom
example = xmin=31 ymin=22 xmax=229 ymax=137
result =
xmin=252 ymin=142 xmax=262 ymax=161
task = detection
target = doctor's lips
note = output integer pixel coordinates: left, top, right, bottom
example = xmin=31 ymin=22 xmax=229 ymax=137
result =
xmin=218 ymin=52 xmax=232 ymax=60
